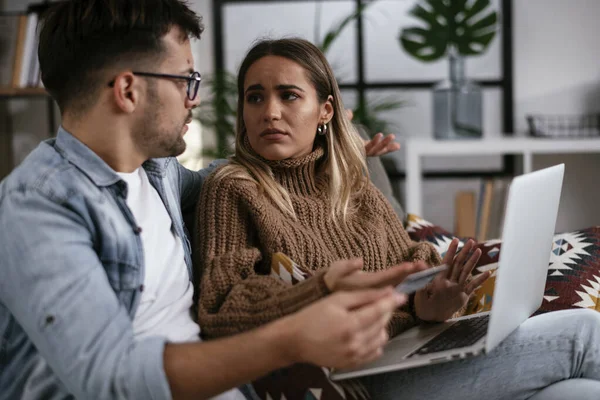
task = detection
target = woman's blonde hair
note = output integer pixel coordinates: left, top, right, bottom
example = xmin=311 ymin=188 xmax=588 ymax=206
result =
xmin=216 ymin=37 xmax=369 ymax=223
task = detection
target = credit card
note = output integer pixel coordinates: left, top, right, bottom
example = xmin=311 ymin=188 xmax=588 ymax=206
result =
xmin=395 ymin=264 xmax=448 ymax=294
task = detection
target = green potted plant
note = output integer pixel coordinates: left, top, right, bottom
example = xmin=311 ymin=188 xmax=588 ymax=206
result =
xmin=399 ymin=0 xmax=498 ymax=139
xmin=195 ymin=70 xmax=238 ymax=159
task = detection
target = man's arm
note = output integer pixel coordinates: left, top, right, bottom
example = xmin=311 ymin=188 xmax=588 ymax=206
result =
xmin=164 ymin=289 xmax=404 ymax=400
xmin=177 ymin=159 xmax=227 ymax=215
xmin=0 ymin=190 xmax=172 ymax=399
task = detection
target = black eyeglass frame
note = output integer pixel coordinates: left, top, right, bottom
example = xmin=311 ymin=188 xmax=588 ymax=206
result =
xmin=108 ymin=71 xmax=202 ymax=101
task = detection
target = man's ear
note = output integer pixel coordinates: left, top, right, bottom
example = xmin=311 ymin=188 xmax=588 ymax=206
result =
xmin=111 ymin=72 xmax=140 ymax=114
xmin=320 ymin=95 xmax=334 ymax=124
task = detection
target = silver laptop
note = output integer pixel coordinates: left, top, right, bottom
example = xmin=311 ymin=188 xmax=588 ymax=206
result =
xmin=330 ymin=164 xmax=565 ymax=380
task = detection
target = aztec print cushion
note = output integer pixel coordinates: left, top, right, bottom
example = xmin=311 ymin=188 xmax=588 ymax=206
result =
xmin=405 ymin=214 xmax=600 ymax=315
xmin=251 ymin=253 xmax=369 ymax=400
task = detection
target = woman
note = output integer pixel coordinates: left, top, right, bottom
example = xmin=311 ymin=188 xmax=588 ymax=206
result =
xmin=196 ymin=38 xmax=600 ymax=399
xmin=195 ymin=37 xmax=485 ymax=339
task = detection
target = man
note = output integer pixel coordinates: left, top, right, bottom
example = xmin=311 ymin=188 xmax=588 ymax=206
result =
xmin=0 ymin=1 xmax=421 ymax=399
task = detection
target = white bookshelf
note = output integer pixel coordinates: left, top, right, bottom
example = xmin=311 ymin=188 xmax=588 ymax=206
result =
xmin=400 ymin=136 xmax=600 ymax=216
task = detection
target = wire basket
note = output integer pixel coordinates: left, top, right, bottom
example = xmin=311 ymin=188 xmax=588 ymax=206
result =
xmin=527 ymin=114 xmax=600 ymax=138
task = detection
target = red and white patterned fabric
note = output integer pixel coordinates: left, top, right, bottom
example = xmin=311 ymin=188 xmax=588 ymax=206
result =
xmin=405 ymin=214 xmax=600 ymax=315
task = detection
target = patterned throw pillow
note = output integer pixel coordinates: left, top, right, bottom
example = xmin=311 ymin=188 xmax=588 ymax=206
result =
xmin=539 ymin=227 xmax=600 ymax=313
xmin=405 ymin=214 xmax=600 ymax=315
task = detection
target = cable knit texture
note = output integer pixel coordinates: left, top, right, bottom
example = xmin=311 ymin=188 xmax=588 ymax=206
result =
xmin=196 ymin=147 xmax=442 ymax=339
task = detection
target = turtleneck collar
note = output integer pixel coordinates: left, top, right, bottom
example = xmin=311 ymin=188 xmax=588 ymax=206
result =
xmin=243 ymin=135 xmax=327 ymax=196
xmin=266 ymin=146 xmax=326 ymax=196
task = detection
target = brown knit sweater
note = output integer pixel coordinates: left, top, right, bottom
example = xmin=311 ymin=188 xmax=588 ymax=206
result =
xmin=196 ymin=147 xmax=442 ymax=339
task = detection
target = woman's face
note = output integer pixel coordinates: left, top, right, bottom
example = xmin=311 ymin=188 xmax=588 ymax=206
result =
xmin=242 ymin=55 xmax=333 ymax=160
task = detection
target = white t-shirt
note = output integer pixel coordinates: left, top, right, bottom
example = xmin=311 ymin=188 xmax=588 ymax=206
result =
xmin=117 ymin=168 xmax=245 ymax=400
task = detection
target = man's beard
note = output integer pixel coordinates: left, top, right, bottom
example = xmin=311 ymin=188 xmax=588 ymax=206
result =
xmin=138 ymin=99 xmax=187 ymax=159
xmin=141 ymin=123 xmax=187 ymax=158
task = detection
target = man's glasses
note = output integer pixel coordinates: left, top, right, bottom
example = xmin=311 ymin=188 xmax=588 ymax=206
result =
xmin=108 ymin=71 xmax=202 ymax=101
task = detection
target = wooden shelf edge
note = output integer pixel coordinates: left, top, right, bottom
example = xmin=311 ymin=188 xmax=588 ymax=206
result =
xmin=0 ymin=87 xmax=49 ymax=97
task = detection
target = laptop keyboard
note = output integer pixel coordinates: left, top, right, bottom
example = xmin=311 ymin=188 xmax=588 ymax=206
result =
xmin=407 ymin=315 xmax=490 ymax=358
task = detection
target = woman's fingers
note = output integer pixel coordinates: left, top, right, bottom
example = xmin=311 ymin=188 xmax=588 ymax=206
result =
xmin=365 ymin=133 xmax=401 ymax=157
xmin=365 ymin=133 xmax=383 ymax=155
xmin=459 ymin=247 xmax=482 ymax=284
xmin=465 ymin=271 xmax=492 ymax=294
xmin=450 ymin=239 xmax=474 ymax=281
xmin=441 ymin=239 xmax=460 ymax=279
xmin=373 ymin=134 xmax=399 ymax=156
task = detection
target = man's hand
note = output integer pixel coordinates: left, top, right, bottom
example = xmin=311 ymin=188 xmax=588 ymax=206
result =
xmin=284 ymin=288 xmax=406 ymax=369
xmin=414 ymin=239 xmax=491 ymax=322
xmin=323 ymin=258 xmax=429 ymax=293
xmin=364 ymin=133 xmax=401 ymax=157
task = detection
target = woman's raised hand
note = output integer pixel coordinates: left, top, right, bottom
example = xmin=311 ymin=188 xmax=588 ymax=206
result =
xmin=414 ymin=239 xmax=491 ymax=322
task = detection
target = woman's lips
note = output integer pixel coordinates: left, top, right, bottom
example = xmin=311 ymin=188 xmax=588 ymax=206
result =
xmin=260 ymin=129 xmax=288 ymax=141
xmin=261 ymin=132 xmax=286 ymax=141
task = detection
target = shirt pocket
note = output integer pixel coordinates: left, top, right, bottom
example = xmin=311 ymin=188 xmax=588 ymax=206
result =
xmin=92 ymin=197 xmax=142 ymax=292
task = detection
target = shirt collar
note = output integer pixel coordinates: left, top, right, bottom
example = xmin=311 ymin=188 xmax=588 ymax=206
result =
xmin=54 ymin=126 xmax=168 ymax=186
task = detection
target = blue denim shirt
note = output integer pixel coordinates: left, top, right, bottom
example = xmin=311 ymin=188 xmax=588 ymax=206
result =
xmin=0 ymin=127 xmax=217 ymax=399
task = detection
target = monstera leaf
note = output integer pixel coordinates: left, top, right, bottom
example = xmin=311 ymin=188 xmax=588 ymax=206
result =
xmin=399 ymin=0 xmax=498 ymax=62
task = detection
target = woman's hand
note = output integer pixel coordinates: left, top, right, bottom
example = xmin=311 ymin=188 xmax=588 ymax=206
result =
xmin=323 ymin=258 xmax=429 ymax=292
xmin=414 ymin=239 xmax=491 ymax=322
xmin=345 ymin=109 xmax=401 ymax=157
xmin=364 ymin=133 xmax=401 ymax=157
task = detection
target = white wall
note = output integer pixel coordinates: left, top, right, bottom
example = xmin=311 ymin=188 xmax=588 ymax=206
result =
xmin=511 ymin=0 xmax=600 ymax=233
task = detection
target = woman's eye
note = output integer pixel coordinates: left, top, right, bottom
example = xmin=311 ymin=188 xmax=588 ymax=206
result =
xmin=282 ymin=92 xmax=299 ymax=101
xmin=246 ymin=93 xmax=262 ymax=103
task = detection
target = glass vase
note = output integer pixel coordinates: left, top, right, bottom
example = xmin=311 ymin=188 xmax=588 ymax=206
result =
xmin=433 ymin=53 xmax=483 ymax=140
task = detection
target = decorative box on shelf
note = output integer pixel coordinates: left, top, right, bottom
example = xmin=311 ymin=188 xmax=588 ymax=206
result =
xmin=527 ymin=114 xmax=600 ymax=138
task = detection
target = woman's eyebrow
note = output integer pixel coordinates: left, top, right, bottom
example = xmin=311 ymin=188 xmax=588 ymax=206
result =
xmin=245 ymin=84 xmax=264 ymax=93
xmin=276 ymin=84 xmax=304 ymax=92
xmin=245 ymin=84 xmax=305 ymax=93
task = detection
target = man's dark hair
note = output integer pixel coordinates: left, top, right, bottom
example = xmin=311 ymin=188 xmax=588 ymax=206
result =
xmin=38 ymin=0 xmax=204 ymax=114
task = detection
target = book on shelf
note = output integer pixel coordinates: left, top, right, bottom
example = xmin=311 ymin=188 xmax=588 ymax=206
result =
xmin=0 ymin=14 xmax=20 ymax=87
xmin=454 ymin=177 xmax=511 ymax=241
xmin=0 ymin=3 xmax=52 ymax=92
xmin=455 ymin=191 xmax=476 ymax=238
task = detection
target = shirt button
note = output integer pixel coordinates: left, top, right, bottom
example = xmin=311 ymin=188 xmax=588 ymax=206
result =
xmin=139 ymin=284 xmax=145 ymax=292
xmin=133 ymin=226 xmax=143 ymax=234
